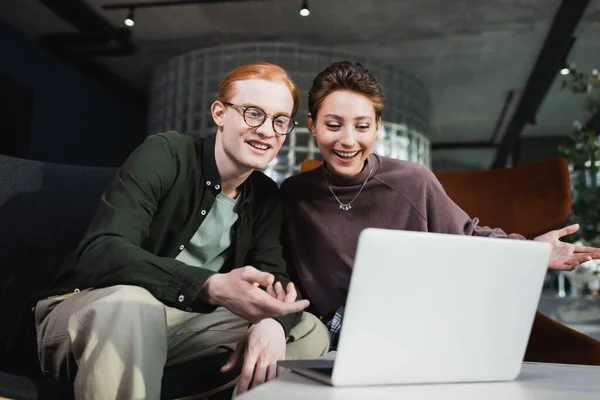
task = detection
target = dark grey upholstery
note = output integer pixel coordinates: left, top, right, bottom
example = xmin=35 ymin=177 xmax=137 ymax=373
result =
xmin=0 ymin=154 xmax=239 ymax=400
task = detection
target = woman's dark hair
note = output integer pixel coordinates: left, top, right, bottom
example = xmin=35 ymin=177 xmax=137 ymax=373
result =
xmin=308 ymin=61 xmax=385 ymax=119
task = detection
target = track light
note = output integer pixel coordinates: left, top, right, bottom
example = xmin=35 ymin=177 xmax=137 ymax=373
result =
xmin=300 ymin=0 xmax=310 ymax=17
xmin=124 ymin=7 xmax=135 ymax=27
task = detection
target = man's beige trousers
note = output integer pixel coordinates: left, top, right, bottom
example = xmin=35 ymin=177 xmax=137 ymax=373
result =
xmin=35 ymin=285 xmax=330 ymax=400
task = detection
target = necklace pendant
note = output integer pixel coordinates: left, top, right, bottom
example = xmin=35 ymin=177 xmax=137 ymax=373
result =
xmin=340 ymin=204 xmax=351 ymax=211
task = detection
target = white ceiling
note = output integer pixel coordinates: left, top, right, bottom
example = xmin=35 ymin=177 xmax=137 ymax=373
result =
xmin=1 ymin=0 xmax=599 ymax=169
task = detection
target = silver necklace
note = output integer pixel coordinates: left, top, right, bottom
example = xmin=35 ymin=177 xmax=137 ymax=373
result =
xmin=323 ymin=162 xmax=373 ymax=211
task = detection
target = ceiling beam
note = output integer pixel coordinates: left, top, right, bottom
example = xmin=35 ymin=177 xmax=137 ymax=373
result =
xmin=102 ymin=0 xmax=261 ymax=10
xmin=490 ymin=0 xmax=590 ymax=169
xmin=40 ymin=0 xmax=136 ymax=53
xmin=36 ymin=0 xmax=145 ymax=107
xmin=432 ymin=141 xmax=497 ymax=150
xmin=489 ymin=90 xmax=516 ymax=144
xmin=587 ymin=108 xmax=600 ymax=132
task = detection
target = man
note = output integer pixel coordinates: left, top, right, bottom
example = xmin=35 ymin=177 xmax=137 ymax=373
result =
xmin=32 ymin=62 xmax=330 ymax=399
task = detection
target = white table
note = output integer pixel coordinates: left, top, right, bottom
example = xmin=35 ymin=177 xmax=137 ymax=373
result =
xmin=238 ymin=361 xmax=600 ymax=399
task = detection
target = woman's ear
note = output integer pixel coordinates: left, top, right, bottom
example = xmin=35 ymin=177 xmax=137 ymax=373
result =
xmin=376 ymin=116 xmax=382 ymax=132
xmin=306 ymin=113 xmax=316 ymax=137
xmin=211 ymin=101 xmax=226 ymax=128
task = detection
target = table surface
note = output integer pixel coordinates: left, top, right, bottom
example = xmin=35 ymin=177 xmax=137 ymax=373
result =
xmin=238 ymin=358 xmax=600 ymax=399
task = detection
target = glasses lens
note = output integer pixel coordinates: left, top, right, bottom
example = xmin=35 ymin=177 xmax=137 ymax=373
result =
xmin=273 ymin=115 xmax=294 ymax=135
xmin=243 ymin=107 xmax=266 ymax=127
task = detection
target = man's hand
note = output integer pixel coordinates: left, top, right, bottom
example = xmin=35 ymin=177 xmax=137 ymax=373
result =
xmin=266 ymin=281 xmax=300 ymax=303
xmin=534 ymin=223 xmax=600 ymax=270
xmin=221 ymin=318 xmax=287 ymax=395
xmin=199 ymin=266 xmax=309 ymax=323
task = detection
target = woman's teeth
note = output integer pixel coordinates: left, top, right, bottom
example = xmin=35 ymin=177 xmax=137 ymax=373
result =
xmin=334 ymin=150 xmax=358 ymax=159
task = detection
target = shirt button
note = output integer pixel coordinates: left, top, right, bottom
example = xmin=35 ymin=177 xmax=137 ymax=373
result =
xmin=215 ymin=184 xmax=220 ymax=190
xmin=201 ymin=210 xmax=207 ymax=216
xmin=74 ymin=288 xmax=80 ymax=293
xmin=179 ymin=245 xmax=184 ymax=250
xmin=178 ymin=295 xmax=185 ymax=302
xmin=185 ymin=307 xmax=192 ymax=312
xmin=206 ymin=181 xmax=211 ymax=186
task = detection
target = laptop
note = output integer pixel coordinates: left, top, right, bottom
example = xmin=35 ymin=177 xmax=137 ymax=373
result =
xmin=278 ymin=228 xmax=551 ymax=386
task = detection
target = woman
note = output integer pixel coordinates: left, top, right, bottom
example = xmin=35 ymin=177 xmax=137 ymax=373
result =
xmin=280 ymin=61 xmax=600 ymax=350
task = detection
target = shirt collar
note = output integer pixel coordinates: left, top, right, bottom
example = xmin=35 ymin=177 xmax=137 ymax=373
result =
xmin=197 ymin=133 xmax=221 ymax=190
xmin=195 ymin=133 xmax=252 ymax=210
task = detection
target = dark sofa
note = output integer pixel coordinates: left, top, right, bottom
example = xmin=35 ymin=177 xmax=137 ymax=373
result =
xmin=0 ymin=154 xmax=239 ymax=400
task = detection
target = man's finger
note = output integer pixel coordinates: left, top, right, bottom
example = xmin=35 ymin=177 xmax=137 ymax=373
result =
xmin=274 ymin=281 xmax=286 ymax=300
xmin=252 ymin=291 xmax=310 ymax=318
xmin=266 ymin=362 xmax=278 ymax=382
xmin=241 ymin=266 xmax=275 ymax=288
xmin=277 ymin=365 xmax=284 ymax=378
xmin=266 ymin=284 xmax=276 ymax=298
xmin=260 ymin=292 xmax=310 ymax=314
xmin=285 ymin=282 xmax=297 ymax=302
xmin=269 ymin=299 xmax=310 ymax=316
xmin=237 ymin=354 xmax=257 ymax=395
xmin=221 ymin=340 xmax=245 ymax=373
xmin=251 ymin=359 xmax=268 ymax=388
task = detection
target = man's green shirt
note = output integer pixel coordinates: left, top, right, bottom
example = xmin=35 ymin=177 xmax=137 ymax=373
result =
xmin=55 ymin=131 xmax=300 ymax=334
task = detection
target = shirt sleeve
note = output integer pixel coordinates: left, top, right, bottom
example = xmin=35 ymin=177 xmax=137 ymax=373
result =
xmin=244 ymin=187 xmax=302 ymax=336
xmin=74 ymin=133 xmax=219 ymax=312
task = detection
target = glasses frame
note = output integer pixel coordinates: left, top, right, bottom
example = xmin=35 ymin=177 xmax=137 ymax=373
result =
xmin=223 ymin=101 xmax=297 ymax=136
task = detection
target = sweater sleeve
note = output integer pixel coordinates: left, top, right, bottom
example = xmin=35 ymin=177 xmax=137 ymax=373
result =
xmin=423 ymin=169 xmax=525 ymax=240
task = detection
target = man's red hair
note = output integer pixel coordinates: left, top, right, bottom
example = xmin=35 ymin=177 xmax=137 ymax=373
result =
xmin=218 ymin=62 xmax=300 ymax=116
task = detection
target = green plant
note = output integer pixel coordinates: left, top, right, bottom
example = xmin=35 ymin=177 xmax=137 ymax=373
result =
xmin=558 ymin=66 xmax=600 ymax=247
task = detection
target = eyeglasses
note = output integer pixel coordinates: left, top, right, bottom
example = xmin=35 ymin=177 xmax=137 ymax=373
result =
xmin=223 ymin=102 xmax=297 ymax=136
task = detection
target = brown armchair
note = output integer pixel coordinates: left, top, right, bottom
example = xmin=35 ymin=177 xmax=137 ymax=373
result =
xmin=300 ymin=157 xmax=600 ymax=365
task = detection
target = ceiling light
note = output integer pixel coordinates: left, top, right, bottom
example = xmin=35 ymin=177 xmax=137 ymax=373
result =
xmin=300 ymin=0 xmax=310 ymax=17
xmin=560 ymin=67 xmax=570 ymax=76
xmin=124 ymin=8 xmax=135 ymax=27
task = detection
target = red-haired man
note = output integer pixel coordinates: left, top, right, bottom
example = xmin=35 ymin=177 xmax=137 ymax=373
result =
xmin=31 ymin=62 xmax=329 ymax=399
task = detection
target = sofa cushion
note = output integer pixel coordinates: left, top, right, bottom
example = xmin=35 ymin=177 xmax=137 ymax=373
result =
xmin=0 ymin=154 xmax=243 ymax=398
xmin=0 ymin=154 xmax=116 ymax=370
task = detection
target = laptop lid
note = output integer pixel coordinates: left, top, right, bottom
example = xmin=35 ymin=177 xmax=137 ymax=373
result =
xmin=331 ymin=228 xmax=551 ymax=386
